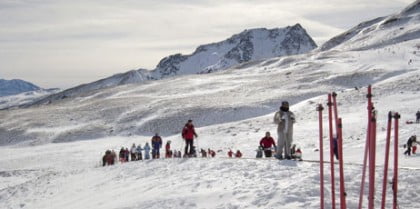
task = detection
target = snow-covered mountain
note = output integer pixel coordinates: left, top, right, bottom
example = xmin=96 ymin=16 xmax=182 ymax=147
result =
xmin=31 ymin=24 xmax=316 ymax=105
xmin=0 ymin=79 xmax=41 ymax=97
xmin=151 ymin=24 xmax=317 ymax=77
xmin=320 ymin=0 xmax=420 ymax=51
xmin=0 ymin=2 xmax=419 ymax=145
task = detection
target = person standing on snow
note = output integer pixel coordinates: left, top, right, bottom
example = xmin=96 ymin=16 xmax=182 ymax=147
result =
xmin=130 ymin=143 xmax=137 ymax=161
xmin=274 ymin=101 xmax=296 ymax=160
xmin=136 ymin=144 xmax=143 ymax=160
xmin=165 ymin=140 xmax=172 ymax=158
xmin=151 ymin=133 xmax=162 ymax=159
xmin=144 ymin=142 xmax=151 ymax=159
xmin=259 ymin=131 xmax=277 ymax=158
xmin=182 ymin=119 xmax=198 ymax=157
xmin=404 ymin=135 xmax=417 ymax=156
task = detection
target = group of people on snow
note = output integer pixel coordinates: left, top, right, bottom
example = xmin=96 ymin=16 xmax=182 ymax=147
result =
xmin=102 ymin=101 xmax=298 ymax=166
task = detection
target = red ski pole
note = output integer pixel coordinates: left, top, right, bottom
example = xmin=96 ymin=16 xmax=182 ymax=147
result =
xmin=359 ymin=85 xmax=374 ymax=209
xmin=317 ymin=104 xmax=325 ymax=209
xmin=337 ymin=118 xmax=346 ymax=209
xmin=368 ymin=103 xmax=377 ymax=209
xmin=328 ymin=94 xmax=337 ymax=209
xmin=393 ymin=113 xmax=400 ymax=209
xmin=381 ymin=112 xmax=393 ymax=209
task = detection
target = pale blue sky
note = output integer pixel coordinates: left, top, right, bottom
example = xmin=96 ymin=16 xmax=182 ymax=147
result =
xmin=0 ymin=0 xmax=413 ymax=88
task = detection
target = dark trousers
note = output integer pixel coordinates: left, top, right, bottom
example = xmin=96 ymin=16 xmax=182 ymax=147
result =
xmin=185 ymin=139 xmax=194 ymax=155
xmin=404 ymin=146 xmax=412 ymax=156
xmin=264 ymin=150 xmax=272 ymax=158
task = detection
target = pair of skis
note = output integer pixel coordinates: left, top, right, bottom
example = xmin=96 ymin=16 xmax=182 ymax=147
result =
xmin=317 ymin=92 xmax=345 ymax=209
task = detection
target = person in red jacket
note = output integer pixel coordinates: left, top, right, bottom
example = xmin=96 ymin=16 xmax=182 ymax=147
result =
xmin=228 ymin=149 xmax=233 ymax=158
xmin=235 ymin=150 xmax=242 ymax=158
xmin=182 ymin=119 xmax=198 ymax=157
xmin=259 ymin=132 xmax=277 ymax=158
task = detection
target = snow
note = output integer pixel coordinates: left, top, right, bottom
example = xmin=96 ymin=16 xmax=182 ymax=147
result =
xmin=1 ymin=2 xmax=420 ymax=209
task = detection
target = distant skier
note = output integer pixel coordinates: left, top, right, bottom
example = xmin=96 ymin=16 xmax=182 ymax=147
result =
xmin=182 ymin=119 xmax=198 ymax=157
xmin=228 ymin=149 xmax=233 ymax=158
xmin=111 ymin=150 xmax=117 ymax=164
xmin=208 ymin=149 xmax=216 ymax=157
xmin=144 ymin=142 xmax=151 ymax=159
xmin=274 ymin=101 xmax=296 ymax=160
xmin=235 ymin=150 xmax=242 ymax=158
xmin=416 ymin=111 xmax=420 ymax=123
xmin=256 ymin=146 xmax=263 ymax=158
xmin=165 ymin=141 xmax=172 ymax=158
xmin=136 ymin=144 xmax=143 ymax=160
xmin=404 ymin=135 xmax=417 ymax=156
xmin=119 ymin=147 xmax=126 ymax=163
xmin=151 ymin=133 xmax=162 ymax=159
xmin=259 ymin=132 xmax=277 ymax=158
xmin=130 ymin=143 xmax=137 ymax=161
xmin=102 ymin=150 xmax=114 ymax=166
xmin=125 ymin=148 xmax=130 ymax=162
xmin=201 ymin=149 xmax=207 ymax=158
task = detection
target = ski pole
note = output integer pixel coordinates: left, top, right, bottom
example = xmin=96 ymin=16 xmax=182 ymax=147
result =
xmin=381 ymin=112 xmax=393 ymax=209
xmin=393 ymin=112 xmax=400 ymax=209
xmin=337 ymin=118 xmax=346 ymax=209
xmin=368 ymin=89 xmax=377 ymax=209
xmin=358 ymin=85 xmax=373 ymax=209
xmin=317 ymin=104 xmax=325 ymax=209
xmin=328 ymin=94 xmax=337 ymax=209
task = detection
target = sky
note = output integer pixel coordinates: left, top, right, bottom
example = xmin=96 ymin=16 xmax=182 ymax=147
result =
xmin=0 ymin=0 xmax=413 ymax=89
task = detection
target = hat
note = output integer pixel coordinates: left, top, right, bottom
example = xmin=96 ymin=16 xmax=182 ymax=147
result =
xmin=281 ymin=101 xmax=289 ymax=107
xmin=188 ymin=119 xmax=193 ymax=122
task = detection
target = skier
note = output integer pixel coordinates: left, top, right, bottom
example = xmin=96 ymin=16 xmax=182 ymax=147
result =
xmin=235 ymin=150 xmax=242 ymax=158
xmin=228 ymin=149 xmax=233 ymax=158
xmin=274 ymin=101 xmax=296 ymax=160
xmin=102 ymin=150 xmax=114 ymax=166
xmin=256 ymin=146 xmax=263 ymax=158
xmin=208 ymin=149 xmax=216 ymax=157
xmin=165 ymin=140 xmax=172 ymax=158
xmin=182 ymin=119 xmax=198 ymax=157
xmin=136 ymin=144 xmax=143 ymax=160
xmin=416 ymin=111 xmax=420 ymax=123
xmin=119 ymin=147 xmax=126 ymax=163
xmin=200 ymin=149 xmax=207 ymax=158
xmin=125 ymin=148 xmax=130 ymax=162
xmin=111 ymin=150 xmax=117 ymax=164
xmin=130 ymin=143 xmax=137 ymax=161
xmin=404 ymin=135 xmax=417 ymax=156
xmin=151 ymin=133 xmax=162 ymax=159
xmin=144 ymin=142 xmax=151 ymax=159
xmin=259 ymin=132 xmax=277 ymax=158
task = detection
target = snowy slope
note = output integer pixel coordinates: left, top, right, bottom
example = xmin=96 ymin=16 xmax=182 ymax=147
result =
xmin=320 ymin=0 xmax=420 ymax=51
xmin=0 ymin=2 xmax=420 ymax=209
xmin=0 ymin=88 xmax=60 ymax=110
xmin=0 ymin=79 xmax=41 ymax=97
xmin=31 ymin=24 xmax=316 ymax=105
